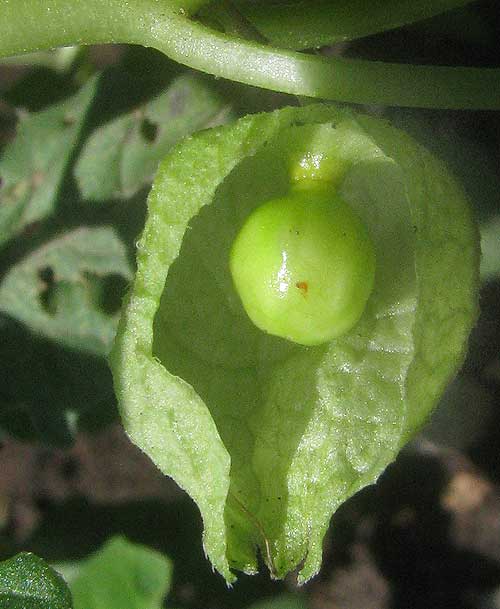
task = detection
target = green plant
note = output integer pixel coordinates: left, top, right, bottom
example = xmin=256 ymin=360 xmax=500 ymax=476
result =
xmin=0 ymin=0 xmax=497 ymax=600
xmin=111 ymin=102 xmax=478 ymax=582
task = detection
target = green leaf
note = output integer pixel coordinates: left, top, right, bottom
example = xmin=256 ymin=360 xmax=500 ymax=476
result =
xmin=0 ymin=77 xmax=97 ymax=247
xmin=75 ymin=73 xmax=231 ymax=203
xmin=67 ymin=537 xmax=171 ymax=609
xmin=0 ymin=552 xmax=72 ymax=609
xmin=0 ymin=227 xmax=132 ymax=356
xmin=110 ymin=104 xmax=478 ymax=582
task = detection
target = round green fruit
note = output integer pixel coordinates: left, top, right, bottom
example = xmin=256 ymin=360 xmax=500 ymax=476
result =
xmin=229 ymin=182 xmax=376 ymax=346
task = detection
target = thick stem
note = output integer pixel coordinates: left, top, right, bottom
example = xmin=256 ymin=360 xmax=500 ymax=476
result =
xmin=0 ymin=0 xmax=499 ymax=109
xmin=145 ymin=14 xmax=500 ymax=109
xmin=0 ymin=0 xmax=153 ymax=55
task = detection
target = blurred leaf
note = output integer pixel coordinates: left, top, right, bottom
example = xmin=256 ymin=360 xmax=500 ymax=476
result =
xmin=64 ymin=537 xmax=171 ymax=609
xmin=0 ymin=552 xmax=72 ymax=609
xmin=75 ymin=73 xmax=231 ymax=203
xmin=0 ymin=77 xmax=98 ymax=247
xmin=246 ymin=594 xmax=308 ymax=609
xmin=0 ymin=226 xmax=132 ymax=357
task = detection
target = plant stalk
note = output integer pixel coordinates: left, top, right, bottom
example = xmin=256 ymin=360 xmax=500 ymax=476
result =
xmin=0 ymin=0 xmax=499 ymax=109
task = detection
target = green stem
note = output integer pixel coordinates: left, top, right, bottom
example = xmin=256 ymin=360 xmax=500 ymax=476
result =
xmin=0 ymin=0 xmax=499 ymax=110
xmin=149 ymin=15 xmax=500 ymax=109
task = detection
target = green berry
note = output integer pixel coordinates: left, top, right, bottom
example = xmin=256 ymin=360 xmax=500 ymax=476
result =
xmin=229 ymin=182 xmax=376 ymax=346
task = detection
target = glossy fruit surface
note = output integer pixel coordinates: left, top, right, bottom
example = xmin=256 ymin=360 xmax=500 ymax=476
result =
xmin=230 ymin=182 xmax=376 ymax=346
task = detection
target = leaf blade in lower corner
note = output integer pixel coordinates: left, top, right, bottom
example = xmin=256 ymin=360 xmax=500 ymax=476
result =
xmin=68 ymin=537 xmax=171 ymax=609
xmin=0 ymin=553 xmax=72 ymax=609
